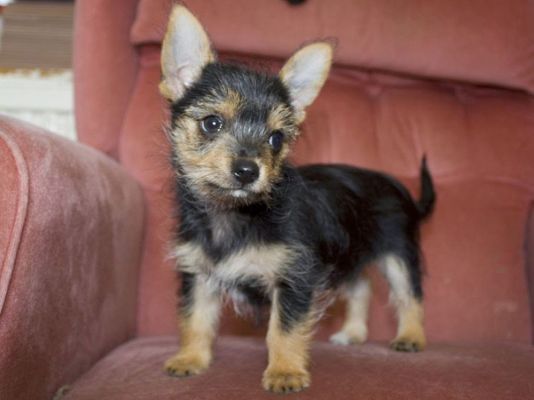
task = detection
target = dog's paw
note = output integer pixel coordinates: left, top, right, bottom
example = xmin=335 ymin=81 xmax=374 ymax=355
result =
xmin=390 ymin=335 xmax=426 ymax=352
xmin=262 ymin=369 xmax=310 ymax=393
xmin=329 ymin=328 xmax=367 ymax=346
xmin=164 ymin=353 xmax=209 ymax=377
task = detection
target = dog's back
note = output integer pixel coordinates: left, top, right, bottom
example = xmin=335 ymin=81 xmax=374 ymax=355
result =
xmin=296 ymin=159 xmax=434 ymax=281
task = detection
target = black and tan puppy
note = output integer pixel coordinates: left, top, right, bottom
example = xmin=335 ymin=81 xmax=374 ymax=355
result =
xmin=160 ymin=5 xmax=435 ymax=394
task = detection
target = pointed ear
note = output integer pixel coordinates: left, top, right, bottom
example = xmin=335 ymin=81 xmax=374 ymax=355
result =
xmin=279 ymin=42 xmax=333 ymax=121
xmin=159 ymin=5 xmax=215 ymax=102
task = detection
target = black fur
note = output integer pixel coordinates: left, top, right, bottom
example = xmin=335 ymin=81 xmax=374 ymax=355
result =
xmin=172 ymin=62 xmax=292 ymax=139
xmin=170 ymin=61 xmax=435 ymax=333
xmin=179 ymin=272 xmax=196 ymax=315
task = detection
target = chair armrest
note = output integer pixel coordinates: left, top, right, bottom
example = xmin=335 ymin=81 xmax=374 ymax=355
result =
xmin=0 ymin=116 xmax=145 ymax=400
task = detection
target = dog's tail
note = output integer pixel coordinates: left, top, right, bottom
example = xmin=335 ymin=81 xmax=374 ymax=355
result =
xmin=417 ymin=155 xmax=435 ymax=220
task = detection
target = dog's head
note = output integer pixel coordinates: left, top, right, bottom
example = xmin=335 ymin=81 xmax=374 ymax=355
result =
xmin=160 ymin=5 xmax=333 ymax=208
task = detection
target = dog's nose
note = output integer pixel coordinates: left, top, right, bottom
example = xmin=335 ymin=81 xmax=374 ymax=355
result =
xmin=232 ymin=159 xmax=259 ymax=185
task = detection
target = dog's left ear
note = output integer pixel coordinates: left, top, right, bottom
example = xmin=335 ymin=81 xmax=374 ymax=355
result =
xmin=159 ymin=5 xmax=216 ymax=102
xmin=279 ymin=42 xmax=333 ymax=122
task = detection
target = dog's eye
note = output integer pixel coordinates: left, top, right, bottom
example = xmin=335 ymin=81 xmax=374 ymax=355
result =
xmin=268 ymin=130 xmax=284 ymax=153
xmin=200 ymin=115 xmax=224 ymax=134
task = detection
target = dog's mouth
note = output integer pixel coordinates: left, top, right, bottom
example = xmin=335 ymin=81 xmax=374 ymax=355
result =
xmin=191 ymin=175 xmax=273 ymax=208
xmin=206 ymin=182 xmax=257 ymax=200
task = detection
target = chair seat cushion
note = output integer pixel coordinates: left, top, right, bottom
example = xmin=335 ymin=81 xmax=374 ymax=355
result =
xmin=63 ymin=336 xmax=534 ymax=399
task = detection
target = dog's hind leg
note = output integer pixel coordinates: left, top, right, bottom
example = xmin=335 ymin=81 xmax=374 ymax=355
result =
xmin=330 ymin=273 xmax=372 ymax=345
xmin=379 ymin=254 xmax=426 ymax=352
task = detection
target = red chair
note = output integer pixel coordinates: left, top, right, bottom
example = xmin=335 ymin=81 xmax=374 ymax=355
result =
xmin=1 ymin=1 xmax=533 ymax=398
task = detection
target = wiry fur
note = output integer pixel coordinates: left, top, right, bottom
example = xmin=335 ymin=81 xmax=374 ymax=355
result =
xmin=160 ymin=5 xmax=436 ymax=394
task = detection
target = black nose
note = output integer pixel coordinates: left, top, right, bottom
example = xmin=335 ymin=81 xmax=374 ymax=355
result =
xmin=232 ymin=159 xmax=259 ymax=185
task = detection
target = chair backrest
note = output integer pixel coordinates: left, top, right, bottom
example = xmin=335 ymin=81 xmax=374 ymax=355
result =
xmin=74 ymin=0 xmax=534 ymax=343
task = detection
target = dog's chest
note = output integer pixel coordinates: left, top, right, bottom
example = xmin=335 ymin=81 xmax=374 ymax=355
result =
xmin=173 ymin=241 xmax=293 ymax=291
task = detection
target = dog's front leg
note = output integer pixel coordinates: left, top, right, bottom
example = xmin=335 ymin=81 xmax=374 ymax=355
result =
xmin=165 ymin=272 xmax=220 ymax=377
xmin=263 ymin=282 xmax=315 ymax=393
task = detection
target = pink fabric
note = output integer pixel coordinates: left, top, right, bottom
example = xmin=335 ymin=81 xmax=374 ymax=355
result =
xmin=124 ymin=47 xmax=534 ymax=342
xmin=132 ymin=0 xmax=534 ymax=94
xmin=64 ymin=336 xmax=534 ymax=399
xmin=0 ymin=126 xmax=28 ymax=315
xmin=73 ymin=0 xmax=140 ymax=157
xmin=0 ymin=117 xmax=145 ymax=400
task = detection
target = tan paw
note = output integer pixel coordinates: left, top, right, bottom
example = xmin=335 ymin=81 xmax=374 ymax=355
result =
xmin=164 ymin=353 xmax=210 ymax=377
xmin=262 ymin=369 xmax=310 ymax=393
xmin=390 ymin=334 xmax=426 ymax=352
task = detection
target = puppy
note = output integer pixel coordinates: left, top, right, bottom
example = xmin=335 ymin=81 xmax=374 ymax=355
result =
xmin=160 ymin=5 xmax=435 ymax=394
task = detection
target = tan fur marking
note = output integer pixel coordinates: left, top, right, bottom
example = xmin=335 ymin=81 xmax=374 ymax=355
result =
xmin=393 ymin=300 xmax=426 ymax=350
xmin=164 ymin=276 xmax=220 ymax=376
xmin=159 ymin=81 xmax=177 ymax=102
xmin=170 ymin=92 xmax=297 ymax=206
xmin=186 ymin=89 xmax=242 ymax=121
xmin=171 ymin=121 xmax=235 ymax=198
xmin=172 ymin=116 xmax=236 ymax=200
xmin=380 ymin=255 xmax=426 ymax=351
xmin=267 ymin=104 xmax=296 ymax=135
xmin=173 ymin=242 xmax=212 ymax=275
xmin=215 ymin=89 xmax=242 ymax=119
xmin=263 ymin=290 xmax=314 ymax=393
xmin=257 ymin=103 xmax=298 ymax=191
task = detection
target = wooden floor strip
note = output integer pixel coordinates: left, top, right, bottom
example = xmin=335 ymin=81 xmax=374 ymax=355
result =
xmin=0 ymin=1 xmax=74 ymax=68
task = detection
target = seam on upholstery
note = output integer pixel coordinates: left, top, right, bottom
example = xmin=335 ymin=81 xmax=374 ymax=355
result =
xmin=117 ymin=43 xmax=143 ymax=336
xmin=370 ymin=87 xmax=382 ymax=168
xmin=116 ymin=0 xmax=141 ymax=164
xmin=481 ymin=176 xmax=534 ymax=196
xmin=0 ymin=129 xmax=30 ymax=317
xmin=133 ymin=186 xmax=148 ymax=337
xmin=525 ymin=201 xmax=534 ymax=344
xmin=0 ymin=131 xmax=29 ymax=317
xmin=116 ymin=49 xmax=141 ymax=164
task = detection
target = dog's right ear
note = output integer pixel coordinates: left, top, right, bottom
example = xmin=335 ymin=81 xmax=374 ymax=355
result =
xmin=159 ymin=5 xmax=215 ymax=102
xmin=279 ymin=42 xmax=333 ymax=123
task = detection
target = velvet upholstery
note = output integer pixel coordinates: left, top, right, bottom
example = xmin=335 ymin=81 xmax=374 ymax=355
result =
xmin=1 ymin=0 xmax=533 ymax=399
xmin=0 ymin=117 xmax=144 ymax=399
xmin=64 ymin=336 xmax=534 ymax=400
